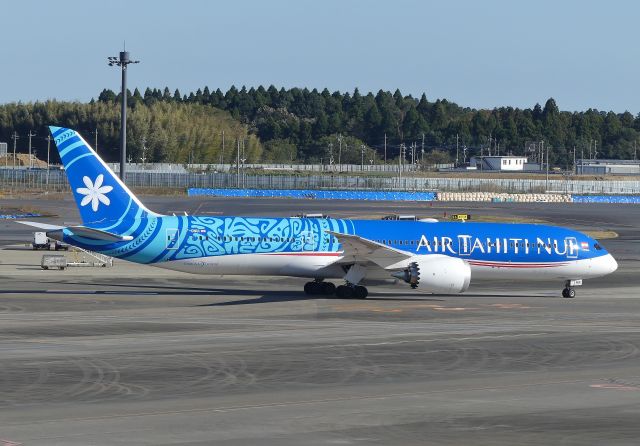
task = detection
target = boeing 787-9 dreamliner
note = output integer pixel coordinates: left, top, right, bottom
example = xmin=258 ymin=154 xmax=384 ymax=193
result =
xmin=20 ymin=127 xmax=618 ymax=299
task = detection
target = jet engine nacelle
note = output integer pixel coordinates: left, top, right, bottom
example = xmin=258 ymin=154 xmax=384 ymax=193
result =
xmin=393 ymin=255 xmax=471 ymax=294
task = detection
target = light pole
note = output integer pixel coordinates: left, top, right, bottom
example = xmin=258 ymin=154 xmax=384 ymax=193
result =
xmin=108 ymin=50 xmax=140 ymax=181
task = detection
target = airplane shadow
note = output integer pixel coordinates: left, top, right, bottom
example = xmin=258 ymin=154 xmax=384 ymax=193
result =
xmin=24 ymin=280 xmax=546 ymax=304
xmin=198 ymin=293 xmax=447 ymax=306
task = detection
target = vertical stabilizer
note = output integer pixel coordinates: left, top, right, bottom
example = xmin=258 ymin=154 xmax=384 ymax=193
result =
xmin=49 ymin=126 xmax=157 ymax=224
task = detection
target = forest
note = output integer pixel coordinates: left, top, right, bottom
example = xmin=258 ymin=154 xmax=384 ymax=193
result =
xmin=1 ymin=85 xmax=639 ymax=166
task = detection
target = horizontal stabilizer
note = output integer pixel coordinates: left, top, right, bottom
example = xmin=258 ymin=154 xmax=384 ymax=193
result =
xmin=16 ymin=221 xmax=65 ymax=231
xmin=67 ymin=226 xmax=133 ymax=242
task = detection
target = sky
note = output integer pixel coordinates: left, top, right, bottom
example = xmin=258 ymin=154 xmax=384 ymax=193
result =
xmin=2 ymin=0 xmax=639 ymax=113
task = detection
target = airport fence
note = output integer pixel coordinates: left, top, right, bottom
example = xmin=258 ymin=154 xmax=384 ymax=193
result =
xmin=1 ymin=168 xmax=639 ymax=195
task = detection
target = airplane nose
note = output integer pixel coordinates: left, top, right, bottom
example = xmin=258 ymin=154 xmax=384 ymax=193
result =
xmin=593 ymin=253 xmax=618 ymax=276
xmin=606 ymin=254 xmax=618 ymax=274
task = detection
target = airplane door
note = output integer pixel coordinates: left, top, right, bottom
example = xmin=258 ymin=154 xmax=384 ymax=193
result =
xmin=166 ymin=228 xmax=179 ymax=250
xmin=301 ymin=231 xmax=315 ymax=251
xmin=565 ymin=236 xmax=578 ymax=259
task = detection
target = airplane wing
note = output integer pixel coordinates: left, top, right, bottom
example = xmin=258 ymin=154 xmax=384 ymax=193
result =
xmin=326 ymin=230 xmax=413 ymax=269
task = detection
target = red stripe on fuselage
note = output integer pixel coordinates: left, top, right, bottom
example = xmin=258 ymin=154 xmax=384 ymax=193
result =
xmin=264 ymin=252 xmax=343 ymax=256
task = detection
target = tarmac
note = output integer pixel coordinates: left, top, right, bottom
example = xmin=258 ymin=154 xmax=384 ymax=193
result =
xmin=1 ymin=195 xmax=639 ymax=445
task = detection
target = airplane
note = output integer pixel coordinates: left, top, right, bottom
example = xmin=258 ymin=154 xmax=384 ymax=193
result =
xmin=19 ymin=126 xmax=618 ymax=299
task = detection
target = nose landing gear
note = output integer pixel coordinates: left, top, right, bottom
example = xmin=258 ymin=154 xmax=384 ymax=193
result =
xmin=562 ymin=279 xmax=581 ymax=298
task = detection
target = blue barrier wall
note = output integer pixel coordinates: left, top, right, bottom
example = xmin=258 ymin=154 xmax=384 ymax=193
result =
xmin=572 ymin=195 xmax=640 ymax=203
xmin=188 ymin=188 xmax=436 ymax=201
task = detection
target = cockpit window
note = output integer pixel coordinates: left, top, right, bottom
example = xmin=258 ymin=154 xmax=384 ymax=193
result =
xmin=594 ymin=243 xmax=603 ymax=250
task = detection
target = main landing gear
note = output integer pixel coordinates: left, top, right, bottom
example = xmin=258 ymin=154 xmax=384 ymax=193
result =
xmin=303 ymin=281 xmax=335 ymax=296
xmin=336 ymin=284 xmax=368 ymax=299
xmin=303 ymin=280 xmax=368 ymax=299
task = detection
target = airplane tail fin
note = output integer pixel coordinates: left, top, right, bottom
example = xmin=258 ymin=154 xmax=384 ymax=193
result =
xmin=49 ymin=126 xmax=157 ymax=225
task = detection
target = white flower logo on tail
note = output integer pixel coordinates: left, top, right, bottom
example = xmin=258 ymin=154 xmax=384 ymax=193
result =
xmin=76 ymin=174 xmax=113 ymax=212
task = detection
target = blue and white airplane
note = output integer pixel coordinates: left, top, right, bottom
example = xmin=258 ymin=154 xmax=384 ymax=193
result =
xmin=21 ymin=126 xmax=618 ymax=299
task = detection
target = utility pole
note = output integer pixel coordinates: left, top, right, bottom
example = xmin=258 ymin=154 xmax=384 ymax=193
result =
xmin=383 ymin=133 xmax=387 ymax=164
xmin=108 ymin=49 xmax=140 ymax=181
xmin=337 ymin=134 xmax=343 ymax=170
xmin=328 ymin=142 xmax=334 ymax=168
xmin=455 ymin=133 xmax=459 ymax=166
xmin=399 ymin=143 xmax=405 ymax=181
xmin=236 ymin=138 xmax=240 ymax=188
xmin=581 ymin=146 xmax=584 ymax=175
xmin=140 ymin=136 xmax=148 ymax=164
xmin=46 ymin=134 xmax=51 ymax=171
xmin=221 ymin=130 xmax=225 ymax=165
xmin=241 ymin=138 xmax=246 ymax=188
xmin=28 ymin=131 xmax=36 ymax=169
xmin=594 ymin=140 xmax=598 ymax=159
xmin=573 ymin=146 xmax=576 ymax=174
xmin=544 ymin=140 xmax=549 ymax=192
xmin=11 ymin=132 xmax=18 ymax=169
xmin=421 ymin=133 xmax=425 ymax=164
xmin=360 ymin=144 xmax=365 ymax=171
xmin=92 ymin=127 xmax=98 ymax=150
xmin=410 ymin=142 xmax=414 ymax=167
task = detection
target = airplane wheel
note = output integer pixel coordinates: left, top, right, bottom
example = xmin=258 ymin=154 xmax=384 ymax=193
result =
xmin=353 ymin=285 xmax=368 ymax=299
xmin=562 ymin=287 xmax=575 ymax=298
xmin=304 ymin=282 xmax=321 ymax=295
xmin=336 ymin=285 xmax=353 ymax=299
xmin=321 ymin=282 xmax=336 ymax=295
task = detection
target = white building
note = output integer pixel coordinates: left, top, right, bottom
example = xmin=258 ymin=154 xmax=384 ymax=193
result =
xmin=470 ymin=155 xmax=528 ymax=171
